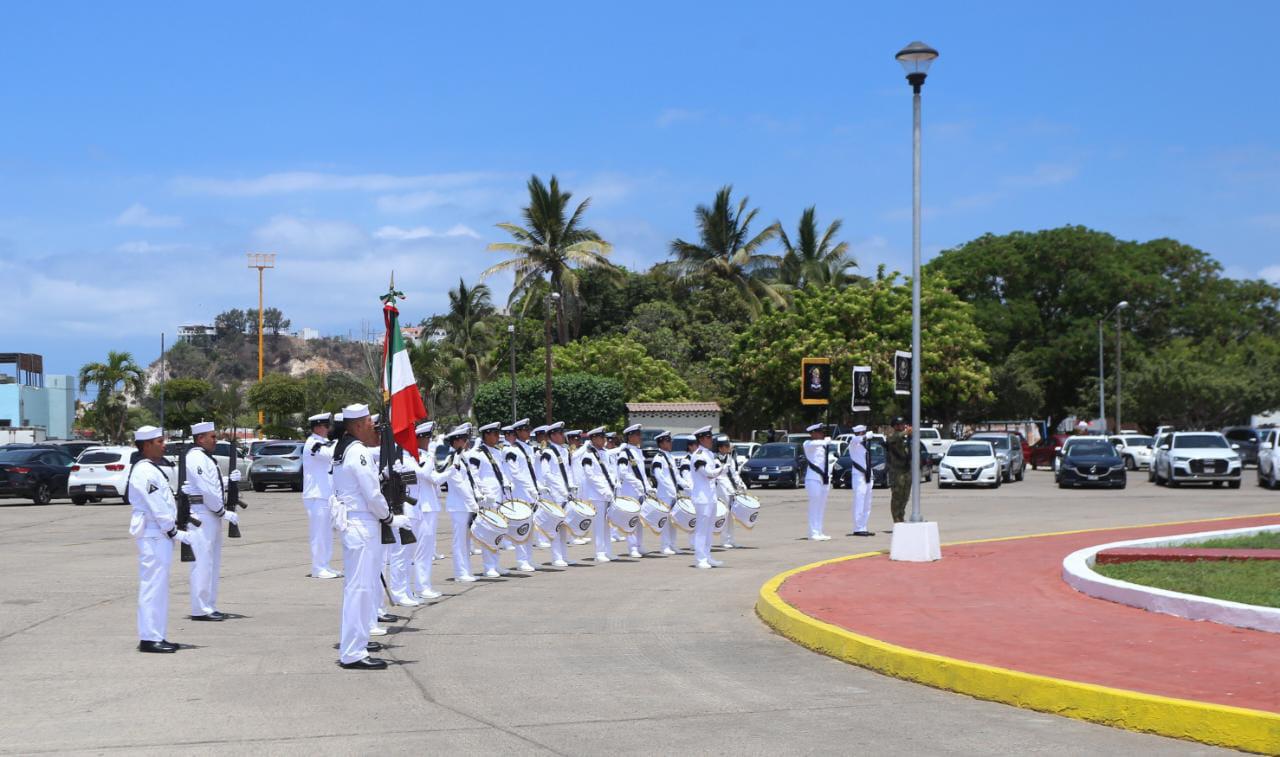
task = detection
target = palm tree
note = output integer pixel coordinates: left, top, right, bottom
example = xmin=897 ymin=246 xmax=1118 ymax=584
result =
xmin=484 ymin=174 xmax=614 ymax=343
xmin=78 ymin=351 xmax=147 ymax=443
xmin=669 ymin=185 xmax=786 ymax=316
xmin=778 ymin=206 xmax=857 ymax=288
xmin=443 ymin=278 xmax=495 ymax=417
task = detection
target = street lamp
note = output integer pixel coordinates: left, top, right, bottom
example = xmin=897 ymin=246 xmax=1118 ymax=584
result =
xmin=1098 ymin=300 xmax=1129 ymax=432
xmin=896 ymin=40 xmax=938 ymax=524
xmin=544 ymin=292 xmax=560 ymax=424
xmin=507 ymin=322 xmax=517 ymax=422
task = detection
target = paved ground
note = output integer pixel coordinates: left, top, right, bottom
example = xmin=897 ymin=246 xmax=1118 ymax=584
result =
xmin=779 ymin=514 xmax=1280 ymax=713
xmin=1 ymin=469 xmax=1277 ymax=755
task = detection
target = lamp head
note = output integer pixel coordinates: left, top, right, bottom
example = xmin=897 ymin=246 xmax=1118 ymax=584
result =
xmin=895 ymin=41 xmax=939 ymax=91
xmin=1117 ymin=300 xmax=1129 ymax=310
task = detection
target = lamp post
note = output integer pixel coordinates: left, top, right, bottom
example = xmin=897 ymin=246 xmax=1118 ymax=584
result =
xmin=896 ymin=40 xmax=938 ymax=524
xmin=544 ymin=292 xmax=560 ymax=424
xmin=508 ymin=322 xmax=517 ymax=421
xmin=246 ymin=252 xmax=276 ymax=429
xmin=1097 ymin=300 xmax=1128 ymax=432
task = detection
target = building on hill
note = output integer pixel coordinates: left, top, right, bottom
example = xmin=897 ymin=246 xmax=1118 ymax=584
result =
xmin=178 ymin=324 xmax=215 ymax=343
xmin=0 ymin=353 xmax=75 ymax=439
xmin=296 ymin=327 xmax=320 ymax=341
xmin=624 ymin=402 xmax=721 ymax=435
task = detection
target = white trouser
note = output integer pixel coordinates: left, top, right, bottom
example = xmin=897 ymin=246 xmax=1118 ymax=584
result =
xmin=548 ymin=522 xmax=569 ymax=563
xmin=387 ymin=527 xmax=412 ymax=604
xmin=189 ymin=506 xmax=223 ymax=616
xmin=303 ymin=497 xmax=335 ymax=574
xmin=515 ymin=537 xmax=534 ymax=566
xmin=626 ymin=522 xmax=644 ymax=553
xmin=692 ymin=496 xmax=715 ymax=562
xmin=412 ymin=510 xmax=437 ymax=593
xmin=805 ymin=479 xmax=829 ymax=537
xmin=136 ymin=536 xmax=173 ymax=641
xmin=449 ymin=511 xmax=473 ymax=578
xmin=339 ymin=517 xmax=382 ymax=664
xmin=851 ymin=472 xmax=872 ymax=532
xmin=722 ymin=508 xmax=737 ymax=545
xmin=591 ymin=498 xmax=614 ymax=557
xmin=661 ymin=518 xmax=678 ymax=551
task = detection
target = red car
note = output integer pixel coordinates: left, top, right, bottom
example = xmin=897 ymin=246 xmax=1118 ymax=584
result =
xmin=1028 ymin=434 xmax=1071 ymax=470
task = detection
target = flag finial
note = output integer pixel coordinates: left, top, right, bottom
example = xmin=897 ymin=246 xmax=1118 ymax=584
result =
xmin=381 ymin=272 xmax=405 ymax=305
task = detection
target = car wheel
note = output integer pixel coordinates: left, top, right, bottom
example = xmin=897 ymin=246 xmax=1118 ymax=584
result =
xmin=1058 ymin=481 xmax=1068 ymax=489
xmin=290 ymin=481 xmax=303 ymax=492
xmin=252 ymin=482 xmax=266 ymax=493
xmin=1213 ymin=480 xmax=1223 ymax=488
xmin=1125 ymin=456 xmax=1136 ymax=471
xmin=1116 ymin=481 xmax=1127 ymax=490
xmin=991 ymin=479 xmax=1001 ymax=489
xmin=32 ymin=483 xmax=53 ymax=506
xmin=1168 ymin=476 xmax=1180 ymax=487
xmin=1228 ymin=480 xmax=1241 ymax=490
xmin=71 ymin=495 xmax=88 ymax=506
xmin=1015 ymin=464 xmax=1024 ymax=482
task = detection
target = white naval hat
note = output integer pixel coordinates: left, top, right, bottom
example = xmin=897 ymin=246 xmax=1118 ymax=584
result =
xmin=546 ymin=421 xmax=565 ymax=432
xmin=654 ymin=430 xmax=672 ymax=442
xmin=693 ymin=425 xmax=713 ymax=437
xmin=308 ymin=412 xmax=331 ymax=424
xmin=532 ymin=424 xmax=547 ymax=435
xmin=190 ymin=421 xmax=215 ymax=435
xmin=415 ymin=421 xmax=435 ymax=436
xmin=134 ymin=425 xmax=163 ymax=442
xmin=623 ymin=423 xmax=642 ymax=435
xmin=332 ymin=412 xmax=344 ymax=423
xmin=343 ymin=403 xmax=370 ymax=420
xmin=605 ymin=431 xmax=617 ymax=440
xmin=852 ymin=424 xmax=867 ymax=434
xmin=478 ymin=422 xmax=501 ymax=434
xmin=501 ymin=424 xmax=515 ymax=434
xmin=445 ymin=424 xmax=470 ymax=440
xmin=587 ymin=426 xmax=607 ymax=437
xmin=805 ymin=422 xmax=825 ymax=433
xmin=512 ymin=418 xmax=530 ymax=429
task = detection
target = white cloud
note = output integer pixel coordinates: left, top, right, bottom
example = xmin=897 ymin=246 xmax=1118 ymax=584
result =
xmin=656 ymin=108 xmax=704 ymax=127
xmin=373 ymin=224 xmax=480 ymax=241
xmin=1002 ymin=162 xmax=1079 ymax=188
xmin=115 ymin=202 xmax=182 ymax=228
xmin=1260 ymin=265 xmax=1280 ymax=284
xmin=252 ymin=215 xmax=367 ymax=256
xmin=115 ymin=241 xmax=189 ymax=254
xmin=171 ymin=171 xmax=495 ymax=197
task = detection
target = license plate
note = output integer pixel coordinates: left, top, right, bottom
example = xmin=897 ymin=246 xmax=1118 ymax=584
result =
xmin=757 ymin=475 xmax=771 ymax=481
xmin=267 ymin=466 xmax=281 ymax=472
xmin=93 ymin=485 xmax=110 ymax=493
xmin=959 ymin=474 xmax=973 ymax=481
xmin=1087 ymin=474 xmax=1099 ymax=480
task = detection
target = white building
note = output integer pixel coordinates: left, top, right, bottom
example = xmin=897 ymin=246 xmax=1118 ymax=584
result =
xmin=178 ymin=324 xmax=215 ymax=342
xmin=625 ymin=402 xmax=722 ymax=435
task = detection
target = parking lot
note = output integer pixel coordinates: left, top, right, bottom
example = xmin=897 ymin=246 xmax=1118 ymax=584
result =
xmin=0 ymin=469 xmax=1275 ymax=755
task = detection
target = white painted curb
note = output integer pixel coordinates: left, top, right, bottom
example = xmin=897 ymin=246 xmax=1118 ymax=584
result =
xmin=1061 ymin=524 xmax=1280 ymax=634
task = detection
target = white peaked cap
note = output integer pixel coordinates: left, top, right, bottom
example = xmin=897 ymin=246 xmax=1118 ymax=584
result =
xmin=415 ymin=421 xmax=435 ymax=435
xmin=694 ymin=425 xmax=713 ymax=437
xmin=134 ymin=426 xmax=163 ymax=441
xmin=512 ymin=418 xmax=530 ymax=429
xmin=546 ymin=421 xmax=564 ymax=432
xmin=852 ymin=424 xmax=867 ymax=434
xmin=623 ymin=423 xmax=642 ymax=435
xmin=308 ymin=412 xmax=332 ymax=423
xmin=587 ymin=426 xmax=607 ymax=436
xmin=806 ymin=423 xmax=824 ymax=432
xmin=478 ymin=422 xmax=501 ymax=434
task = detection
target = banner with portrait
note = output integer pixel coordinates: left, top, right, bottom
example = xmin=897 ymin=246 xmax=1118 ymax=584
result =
xmin=893 ymin=350 xmax=912 ymax=396
xmin=851 ymin=365 xmax=871 ymax=412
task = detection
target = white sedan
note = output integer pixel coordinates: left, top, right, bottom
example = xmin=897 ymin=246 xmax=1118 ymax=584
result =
xmin=937 ymin=441 xmax=1001 ymax=488
xmin=1109 ymin=434 xmax=1155 ymax=470
xmin=68 ymin=446 xmax=177 ymax=505
xmin=1256 ymin=429 xmax=1280 ymax=489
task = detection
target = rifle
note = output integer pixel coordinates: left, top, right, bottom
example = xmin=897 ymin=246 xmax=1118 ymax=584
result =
xmin=175 ymin=444 xmax=202 ymax=562
xmin=226 ymin=441 xmax=247 ymax=538
xmin=378 ymin=413 xmax=417 ymax=546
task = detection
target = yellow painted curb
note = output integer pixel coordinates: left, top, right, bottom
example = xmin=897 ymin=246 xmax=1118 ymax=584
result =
xmin=756 ymin=516 xmax=1280 ymax=755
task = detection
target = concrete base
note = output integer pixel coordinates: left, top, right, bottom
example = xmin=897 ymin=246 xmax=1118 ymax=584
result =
xmin=890 ymin=521 xmax=942 ymax=562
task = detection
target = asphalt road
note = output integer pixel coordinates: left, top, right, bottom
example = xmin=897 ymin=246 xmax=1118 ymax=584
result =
xmin=0 ymin=469 xmax=1276 ymax=755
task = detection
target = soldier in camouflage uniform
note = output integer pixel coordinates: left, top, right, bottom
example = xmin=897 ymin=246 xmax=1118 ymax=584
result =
xmin=885 ymin=417 xmax=913 ymax=524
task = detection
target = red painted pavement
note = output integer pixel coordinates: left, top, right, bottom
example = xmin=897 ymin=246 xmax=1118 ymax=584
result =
xmin=1095 ymin=547 xmax=1280 ymax=563
xmin=778 ymin=515 xmax=1280 ymax=713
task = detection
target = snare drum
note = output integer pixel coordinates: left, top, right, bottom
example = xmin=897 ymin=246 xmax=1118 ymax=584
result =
xmin=730 ymin=493 xmax=761 ymax=529
xmin=607 ymin=496 xmax=642 ymax=534
xmin=562 ymin=499 xmax=596 ymax=537
xmin=498 ymin=499 xmax=536 ymax=544
xmin=669 ymin=497 xmax=697 ymax=531
xmin=533 ymin=498 xmax=566 ymax=538
xmin=639 ymin=495 xmax=670 ymax=533
xmin=469 ymin=509 xmax=508 ymax=551
xmin=711 ymin=500 xmax=729 ymax=533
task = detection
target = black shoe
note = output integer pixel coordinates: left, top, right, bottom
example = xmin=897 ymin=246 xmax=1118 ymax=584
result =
xmin=366 ymin=642 xmax=384 ymax=652
xmin=854 ymin=531 xmax=875 ymax=537
xmin=340 ymin=657 xmax=388 ymax=670
xmin=190 ymin=613 xmax=224 ymax=621
xmin=377 ymin=612 xmax=401 ymax=623
xmin=138 ymin=640 xmax=177 ymax=653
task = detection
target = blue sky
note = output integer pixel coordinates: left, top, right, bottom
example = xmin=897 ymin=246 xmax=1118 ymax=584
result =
xmin=2 ymin=2 xmax=1277 ymax=382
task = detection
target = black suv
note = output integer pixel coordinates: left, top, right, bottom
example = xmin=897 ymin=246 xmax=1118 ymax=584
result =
xmin=1221 ymin=427 xmax=1263 ymax=467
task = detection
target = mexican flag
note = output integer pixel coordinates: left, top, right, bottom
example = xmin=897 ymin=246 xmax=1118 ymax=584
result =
xmin=382 ymin=298 xmax=428 ymax=461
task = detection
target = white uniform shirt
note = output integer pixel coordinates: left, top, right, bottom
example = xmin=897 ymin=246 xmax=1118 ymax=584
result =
xmin=184 ymin=446 xmax=226 ymax=513
xmin=689 ymin=445 xmax=724 ymax=505
xmin=503 ymin=441 xmax=541 ymax=502
xmin=650 ymin=449 xmax=685 ymax=504
xmin=539 ymin=442 xmax=575 ymax=502
xmin=846 ymin=436 xmax=872 ymax=480
xmin=469 ymin=444 xmax=509 ymax=507
xmin=615 ymin=443 xmax=649 ymax=500
xmin=573 ymin=444 xmax=615 ymax=504
xmin=128 ymin=458 xmax=178 ymax=537
xmin=803 ymin=439 xmax=836 ymax=487
xmin=715 ymin=452 xmax=744 ymax=501
xmin=442 ymin=447 xmax=480 ymax=513
xmin=402 ymin=447 xmax=445 ymax=513
xmin=331 ymin=438 xmax=390 ymax=519
xmin=302 ymin=433 xmax=335 ymax=499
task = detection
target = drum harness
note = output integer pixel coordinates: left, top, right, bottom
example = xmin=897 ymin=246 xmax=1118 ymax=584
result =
xmin=623 ymin=445 xmax=650 ymax=496
xmin=655 ymin=450 xmax=684 ymax=494
xmin=589 ymin=446 xmax=616 ymax=510
xmin=515 ymin=441 xmax=541 ymax=510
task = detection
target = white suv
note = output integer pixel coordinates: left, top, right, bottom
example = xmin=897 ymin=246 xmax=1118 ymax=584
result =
xmin=1151 ymin=431 xmax=1243 ymax=488
xmin=1258 ymin=429 xmax=1280 ymax=489
xmin=1109 ymin=434 xmax=1155 ymax=470
xmin=918 ymin=427 xmax=951 ymax=459
xmin=68 ymin=446 xmax=178 ymax=505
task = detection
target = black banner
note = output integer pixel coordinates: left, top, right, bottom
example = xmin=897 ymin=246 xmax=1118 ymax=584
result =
xmin=852 ymin=365 xmax=871 ymax=412
xmin=894 ymin=351 xmax=912 ymax=396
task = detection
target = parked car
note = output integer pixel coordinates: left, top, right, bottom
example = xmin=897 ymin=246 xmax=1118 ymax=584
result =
xmin=937 ymin=441 xmax=1001 ymax=488
xmin=0 ymin=446 xmax=75 ymax=504
xmin=731 ymin=442 xmax=759 ymax=473
xmin=740 ymin=442 xmax=805 ymax=488
xmin=968 ymin=432 xmax=1025 ymax=482
xmin=1150 ymin=431 xmax=1243 ymax=488
xmin=68 ymin=446 xmax=177 ymax=504
xmin=667 ymin=434 xmax=697 ymax=465
xmin=1108 ymin=434 xmax=1155 ymax=471
xmin=52 ymin=440 xmax=101 ymax=459
xmin=1028 ymin=433 xmax=1070 ymax=470
xmin=1057 ymin=438 xmax=1127 ymax=489
xmin=248 ymin=441 xmax=305 ymax=491
xmin=164 ymin=441 xmax=253 ymax=480
xmin=834 ymin=439 xmax=887 ymax=489
xmin=1257 ymin=429 xmax=1280 ymax=489
xmin=247 ymin=439 xmax=286 ymax=463
xmin=1221 ymin=427 xmax=1264 ymax=467
xmin=918 ymin=427 xmax=951 ymax=461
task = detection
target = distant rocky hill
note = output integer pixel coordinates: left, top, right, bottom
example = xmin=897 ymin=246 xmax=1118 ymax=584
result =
xmin=150 ymin=333 xmax=376 ymax=387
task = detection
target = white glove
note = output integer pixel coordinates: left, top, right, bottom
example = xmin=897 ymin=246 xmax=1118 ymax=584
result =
xmin=391 ymin=514 xmax=411 ymax=531
xmin=180 ymin=481 xmax=197 ymax=496
xmin=223 ymin=511 xmax=239 ymax=525
xmin=392 ymin=461 xmax=410 ymax=474
xmin=228 ymin=469 xmax=242 ymax=483
xmin=173 ymin=530 xmax=193 ymax=545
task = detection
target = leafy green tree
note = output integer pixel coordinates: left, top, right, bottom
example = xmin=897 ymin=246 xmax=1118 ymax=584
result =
xmin=78 ymin=351 xmax=147 ymax=443
xmin=441 ymin=278 xmax=496 ymax=416
xmin=246 ymin=374 xmax=305 ymax=430
xmin=669 ymin=185 xmax=785 ymax=317
xmin=262 ymin=307 xmax=291 ymax=337
xmin=301 ymin=371 xmax=375 ymax=416
xmin=624 ymin=301 xmax=691 ymax=367
xmin=484 ymin=174 xmax=615 ymax=342
xmin=777 ymin=206 xmax=857 ymax=288
xmin=539 ymin=334 xmax=693 ymax=403
xmin=162 ymin=340 xmax=212 ymax=380
xmin=474 ymin=373 xmax=626 ymax=429
xmin=148 ymin=378 xmax=212 ymax=437
xmin=207 ymin=382 xmax=245 ymax=434
xmin=214 ymin=308 xmax=250 ymax=337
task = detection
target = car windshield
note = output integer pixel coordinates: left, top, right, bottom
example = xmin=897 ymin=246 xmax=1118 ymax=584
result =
xmin=948 ymin=443 xmax=991 ymax=457
xmin=1068 ymin=440 xmax=1115 ymax=456
xmin=1173 ymin=434 xmax=1229 ymax=449
xmin=1121 ymin=436 xmax=1153 ymax=447
xmin=753 ymin=443 xmax=797 ymax=458
xmin=434 ymin=444 xmax=450 ymax=461
xmin=0 ymin=449 xmax=41 ymax=463
xmin=972 ymin=435 xmax=1010 ymax=450
xmin=259 ymin=443 xmax=300 ymax=457
xmin=78 ymin=451 xmax=122 ymax=464
xmin=732 ymin=444 xmax=752 ymax=457
xmin=919 ymin=428 xmax=939 ymax=439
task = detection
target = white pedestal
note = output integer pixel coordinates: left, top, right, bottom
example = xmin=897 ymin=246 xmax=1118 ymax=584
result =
xmin=890 ymin=522 xmax=942 ymax=562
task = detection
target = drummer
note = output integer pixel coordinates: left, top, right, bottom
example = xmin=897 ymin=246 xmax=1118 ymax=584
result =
xmin=615 ymin=423 xmax=652 ymax=558
xmin=650 ymin=431 xmax=687 ymax=556
xmin=714 ymin=436 xmax=747 ymax=549
xmin=522 ymin=423 xmax=553 ymax=548
xmin=574 ymin=426 xmax=617 ymax=563
xmin=539 ymin=422 xmax=577 ymax=567
xmin=441 ymin=424 xmax=480 ymax=582
xmin=504 ymin=418 xmax=544 ymax=572
xmin=472 ymin=421 xmax=512 ymax=578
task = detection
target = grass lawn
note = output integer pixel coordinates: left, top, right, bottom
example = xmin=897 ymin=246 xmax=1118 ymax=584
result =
xmin=1179 ymin=530 xmax=1280 ymax=550
xmin=1094 ymin=559 xmax=1280 ymax=608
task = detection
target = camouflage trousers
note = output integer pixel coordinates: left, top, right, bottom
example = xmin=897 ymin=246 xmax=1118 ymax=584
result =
xmin=890 ymin=471 xmax=911 ymax=523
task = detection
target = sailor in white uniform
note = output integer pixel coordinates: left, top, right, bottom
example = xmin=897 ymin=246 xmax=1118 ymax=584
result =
xmin=504 ymin=418 xmax=545 ymax=572
xmin=847 ymin=424 xmax=875 ymax=536
xmin=574 ymin=427 xmax=617 ymax=562
xmin=688 ymin=426 xmax=725 ymax=569
xmin=128 ymin=426 xmax=192 ymax=653
xmin=538 ymin=422 xmax=576 ymax=566
xmin=615 ymin=423 xmax=652 ymax=558
xmin=181 ymin=420 xmax=241 ymax=621
xmin=301 ymin=413 xmax=340 ymax=578
xmin=649 ymin=430 xmax=686 ymax=556
xmin=528 ymin=424 xmax=553 ymax=548
xmin=441 ymin=424 xmax=480 ymax=582
xmin=803 ymin=422 xmax=837 ymax=540
xmin=714 ymin=435 xmax=746 ymax=549
xmin=470 ymin=422 xmax=512 ymax=577
xmin=401 ymin=421 xmax=444 ymax=599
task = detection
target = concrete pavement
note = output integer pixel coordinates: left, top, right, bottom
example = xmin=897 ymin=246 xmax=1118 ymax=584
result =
xmin=1 ymin=469 xmax=1275 ymax=755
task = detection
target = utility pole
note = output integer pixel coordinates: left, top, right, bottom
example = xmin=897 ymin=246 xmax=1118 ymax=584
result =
xmin=246 ymin=253 xmax=276 ymax=429
xmin=544 ymin=292 xmax=559 ymax=424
